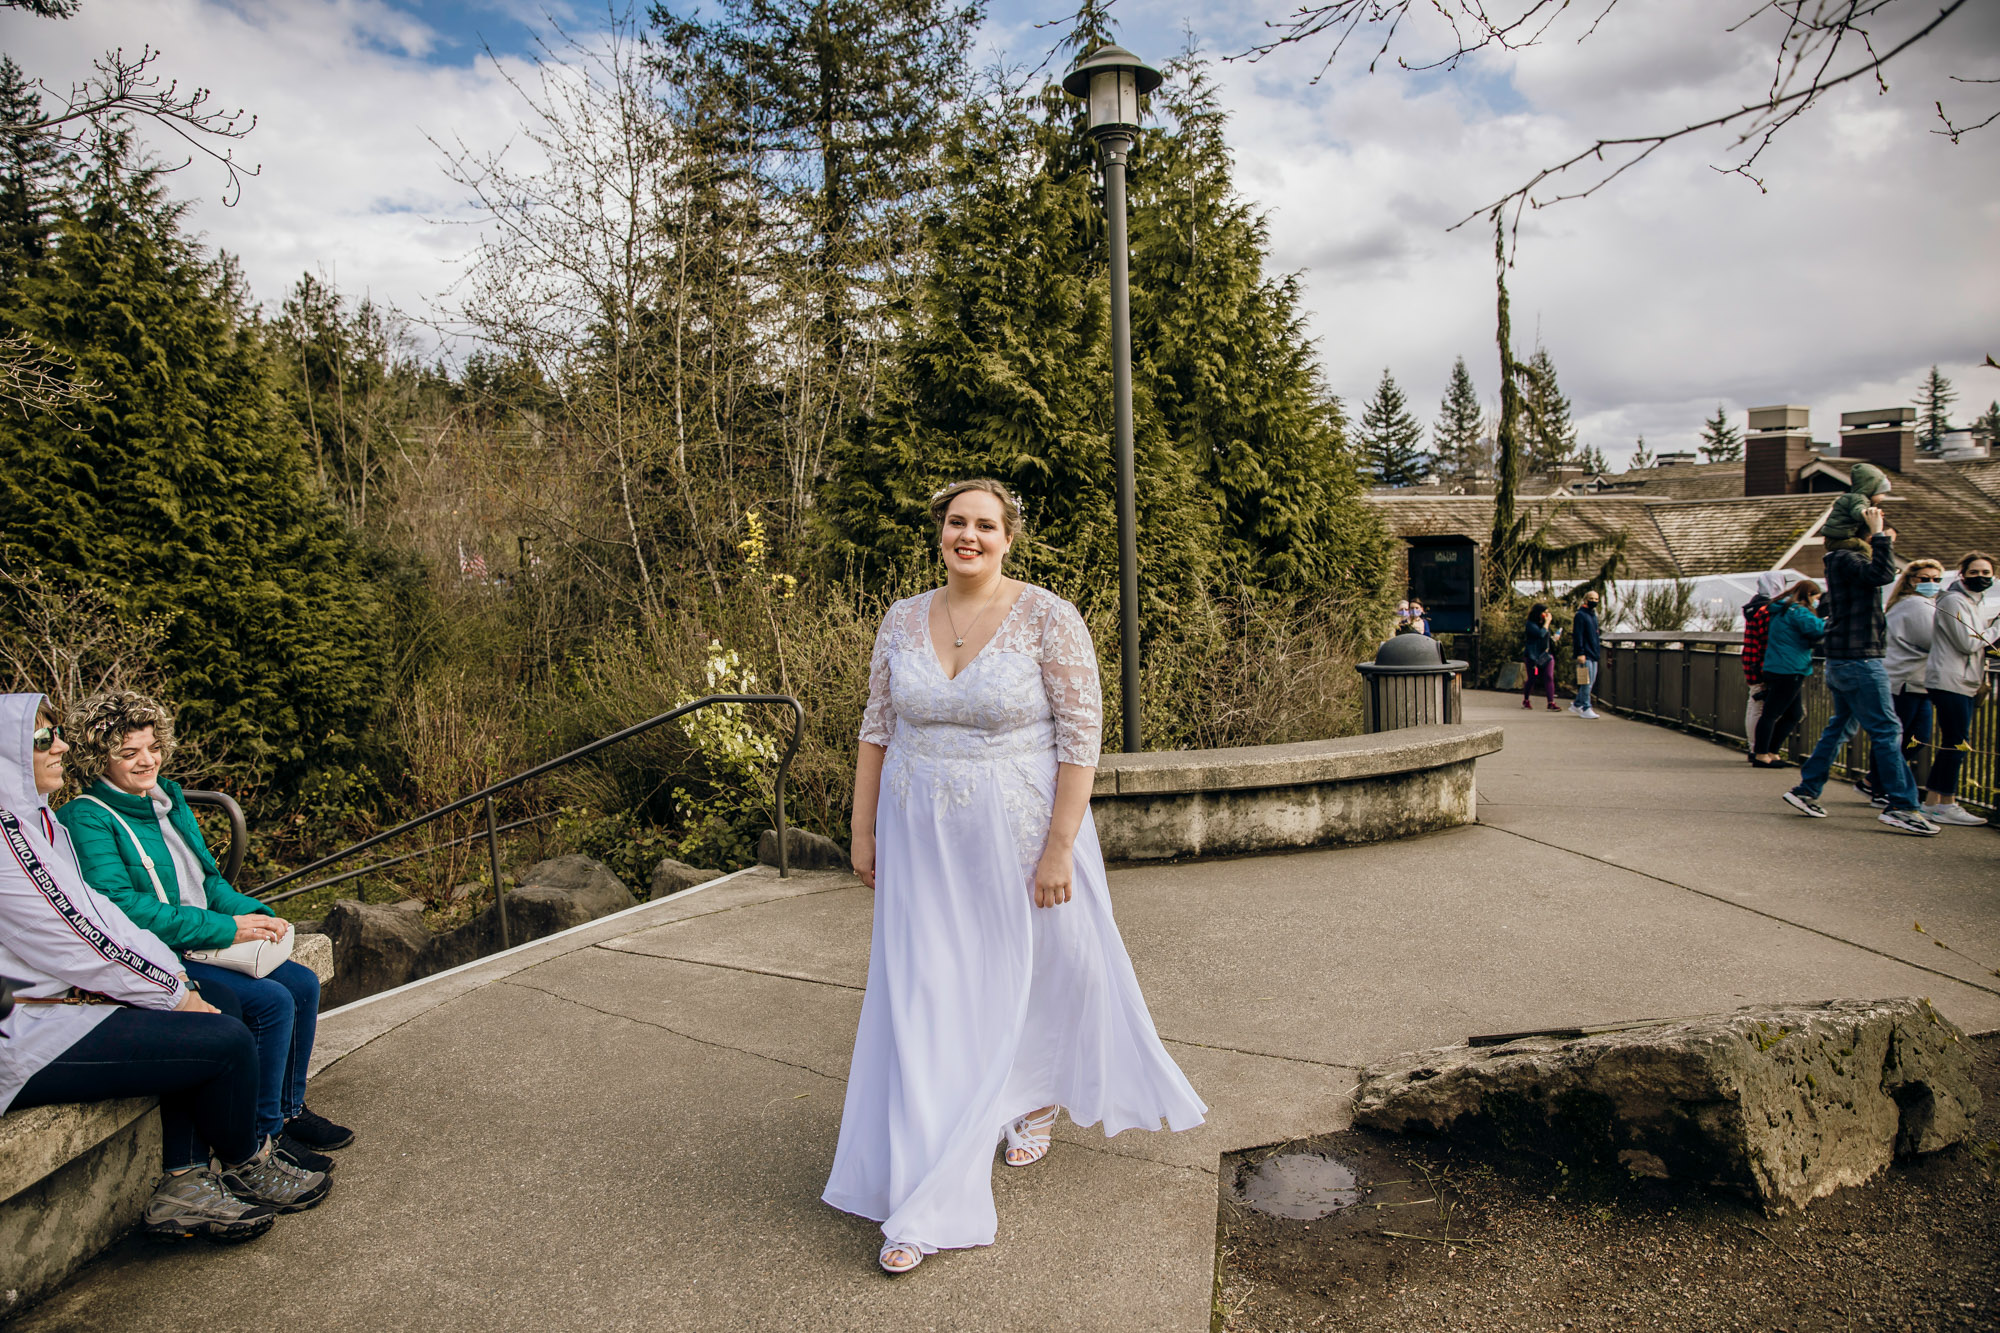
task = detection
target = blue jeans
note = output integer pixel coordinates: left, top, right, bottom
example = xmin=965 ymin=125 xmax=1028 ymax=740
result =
xmin=1797 ymin=658 xmax=1921 ymax=811
xmin=1575 ymin=658 xmax=1598 ymax=711
xmin=182 ymin=958 xmax=320 ymax=1141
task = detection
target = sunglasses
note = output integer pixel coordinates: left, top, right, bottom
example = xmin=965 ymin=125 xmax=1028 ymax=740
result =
xmin=33 ymin=724 xmax=64 ymax=752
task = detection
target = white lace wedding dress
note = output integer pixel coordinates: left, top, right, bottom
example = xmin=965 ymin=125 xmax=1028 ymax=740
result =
xmin=821 ymin=584 xmax=1206 ymax=1255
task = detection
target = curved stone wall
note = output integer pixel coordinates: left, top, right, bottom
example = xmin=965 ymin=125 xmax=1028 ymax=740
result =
xmin=1090 ymin=722 xmax=1504 ymax=861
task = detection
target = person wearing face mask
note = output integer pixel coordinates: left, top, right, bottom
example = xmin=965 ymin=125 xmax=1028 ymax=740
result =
xmin=1919 ymin=552 xmax=2000 ymax=826
xmin=1861 ymin=560 xmax=1944 ymax=805
xmin=1567 ymin=590 xmax=1603 ymax=719
xmin=0 ymin=694 xmax=323 ymax=1240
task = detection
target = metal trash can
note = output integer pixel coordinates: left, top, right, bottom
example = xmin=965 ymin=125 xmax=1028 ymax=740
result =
xmin=1355 ymin=633 xmax=1468 ymax=733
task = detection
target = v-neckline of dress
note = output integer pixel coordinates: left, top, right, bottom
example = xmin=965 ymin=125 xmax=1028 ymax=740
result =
xmin=926 ymin=585 xmax=1030 ymax=682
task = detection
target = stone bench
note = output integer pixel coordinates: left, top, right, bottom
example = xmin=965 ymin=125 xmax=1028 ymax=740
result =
xmin=0 ymin=932 xmax=334 ymax=1317
xmin=1091 ymin=722 xmax=1504 ymax=861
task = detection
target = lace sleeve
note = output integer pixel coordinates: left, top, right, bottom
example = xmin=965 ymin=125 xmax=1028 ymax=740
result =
xmin=858 ymin=612 xmax=897 ymax=748
xmin=1038 ymin=594 xmax=1103 ymax=767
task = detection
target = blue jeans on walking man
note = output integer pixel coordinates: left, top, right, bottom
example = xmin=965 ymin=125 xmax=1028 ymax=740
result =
xmin=1575 ymin=658 xmax=1598 ymax=712
xmin=1795 ymin=658 xmax=1922 ymax=811
xmin=181 ymin=957 xmax=321 ymax=1142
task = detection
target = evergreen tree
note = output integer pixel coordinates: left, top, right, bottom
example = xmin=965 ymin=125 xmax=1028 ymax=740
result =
xmin=1971 ymin=400 xmax=2000 ymax=447
xmin=0 ymin=137 xmax=389 ymax=794
xmin=1359 ymin=368 xmax=1426 ymax=486
xmin=1521 ymin=345 xmax=1577 ymax=473
xmin=819 ymin=76 xmax=1219 ymax=619
xmin=1913 ymin=365 xmax=1955 ymax=449
xmin=0 ymin=57 xmax=59 ymax=278
xmin=1630 ymin=435 xmax=1653 ymax=469
xmin=1432 ymin=355 xmax=1483 ymax=478
xmin=823 ymin=51 xmax=1387 ymax=605
xmin=1579 ymin=443 xmax=1609 ymax=475
xmin=1698 ymin=403 xmax=1742 ymax=462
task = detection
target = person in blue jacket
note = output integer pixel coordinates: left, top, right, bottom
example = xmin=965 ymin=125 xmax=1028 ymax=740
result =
xmin=57 ymin=691 xmax=354 ymax=1174
xmin=1567 ymin=590 xmax=1603 ymax=719
xmin=1753 ymin=580 xmax=1824 ymax=766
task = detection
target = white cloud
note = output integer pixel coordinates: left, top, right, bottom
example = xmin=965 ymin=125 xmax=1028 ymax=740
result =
xmin=5 ymin=0 xmax=1997 ymax=465
xmin=6 ymin=0 xmax=548 ymax=331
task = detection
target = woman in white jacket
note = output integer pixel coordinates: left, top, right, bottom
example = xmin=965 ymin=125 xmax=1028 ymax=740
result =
xmin=0 ymin=693 xmax=325 ymax=1239
xmin=1919 ymin=555 xmax=1998 ymax=826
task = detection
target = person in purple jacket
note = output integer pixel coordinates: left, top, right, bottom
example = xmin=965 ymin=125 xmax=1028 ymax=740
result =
xmin=0 ymin=693 xmax=326 ymax=1241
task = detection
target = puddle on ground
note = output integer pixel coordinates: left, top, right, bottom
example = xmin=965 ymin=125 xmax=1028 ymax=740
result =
xmin=1233 ymin=1152 xmax=1362 ymax=1220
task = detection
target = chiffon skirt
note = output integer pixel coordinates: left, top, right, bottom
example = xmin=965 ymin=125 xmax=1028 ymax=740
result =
xmin=821 ymin=741 xmax=1206 ymax=1253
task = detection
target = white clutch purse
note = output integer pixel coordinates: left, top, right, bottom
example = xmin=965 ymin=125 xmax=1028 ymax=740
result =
xmin=76 ymin=794 xmax=293 ymax=978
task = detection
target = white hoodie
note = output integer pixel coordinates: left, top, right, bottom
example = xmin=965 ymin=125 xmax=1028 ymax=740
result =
xmin=0 ymin=693 xmax=187 ymax=1113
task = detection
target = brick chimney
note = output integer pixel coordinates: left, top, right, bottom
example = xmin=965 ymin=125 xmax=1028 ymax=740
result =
xmin=1839 ymin=407 xmax=1916 ymax=472
xmin=1744 ymin=405 xmax=1811 ymax=496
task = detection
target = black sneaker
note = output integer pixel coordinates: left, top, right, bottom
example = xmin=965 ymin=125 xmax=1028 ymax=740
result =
xmin=142 ymin=1168 xmax=276 ymax=1244
xmin=275 ymin=1133 xmax=337 ymax=1174
xmin=285 ymin=1106 xmax=355 ymax=1151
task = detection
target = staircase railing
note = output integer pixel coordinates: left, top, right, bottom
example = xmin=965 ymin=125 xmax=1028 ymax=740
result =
xmin=244 ymin=695 xmax=807 ymax=949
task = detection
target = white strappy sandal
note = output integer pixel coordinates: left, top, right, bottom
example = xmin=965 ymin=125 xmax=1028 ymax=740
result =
xmin=879 ymin=1240 xmax=924 ymax=1274
xmin=1002 ymin=1106 xmax=1059 ymax=1168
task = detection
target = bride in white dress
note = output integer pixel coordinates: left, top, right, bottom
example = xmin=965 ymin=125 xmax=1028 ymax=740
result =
xmin=822 ymin=478 xmax=1206 ymax=1274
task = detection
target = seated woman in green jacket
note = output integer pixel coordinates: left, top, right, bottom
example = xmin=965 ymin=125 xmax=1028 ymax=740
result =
xmin=57 ymin=691 xmax=354 ymax=1174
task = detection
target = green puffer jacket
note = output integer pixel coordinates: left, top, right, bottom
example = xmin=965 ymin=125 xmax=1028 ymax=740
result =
xmin=56 ymin=777 xmax=272 ymax=953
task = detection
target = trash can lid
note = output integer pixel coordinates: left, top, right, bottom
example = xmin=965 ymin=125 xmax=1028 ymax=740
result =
xmin=1371 ymin=634 xmax=1444 ymax=668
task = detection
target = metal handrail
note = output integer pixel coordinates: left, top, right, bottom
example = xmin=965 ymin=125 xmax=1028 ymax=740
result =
xmin=250 ymin=694 xmax=807 ymax=948
xmin=183 ymin=790 xmax=246 ymax=885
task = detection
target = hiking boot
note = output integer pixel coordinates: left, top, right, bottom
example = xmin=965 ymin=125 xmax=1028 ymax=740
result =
xmin=275 ymin=1133 xmax=337 ymax=1174
xmin=1879 ymin=808 xmax=1940 ymax=837
xmin=1783 ymin=789 xmax=1827 ymax=818
xmin=142 ymin=1167 xmax=275 ymax=1243
xmin=219 ymin=1140 xmax=331 ymax=1214
xmin=1923 ymin=802 xmax=1987 ymax=827
xmin=285 ymin=1106 xmax=355 ymax=1151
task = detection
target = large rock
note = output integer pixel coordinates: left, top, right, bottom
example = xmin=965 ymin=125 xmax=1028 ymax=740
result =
xmin=503 ymin=854 xmax=636 ymax=935
xmin=757 ymin=826 xmax=847 ymax=872
xmin=649 ymin=857 xmax=721 ymax=900
xmin=291 ymin=931 xmax=335 ymax=984
xmin=1352 ymin=998 xmax=1980 ymax=1214
xmin=320 ymin=899 xmax=431 ymax=1008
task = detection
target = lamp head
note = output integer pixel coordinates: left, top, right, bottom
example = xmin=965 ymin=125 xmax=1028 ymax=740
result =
xmin=1060 ymin=43 xmax=1162 ymax=140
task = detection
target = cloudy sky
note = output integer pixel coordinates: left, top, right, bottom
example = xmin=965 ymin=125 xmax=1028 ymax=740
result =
xmin=7 ymin=0 xmax=1998 ymax=465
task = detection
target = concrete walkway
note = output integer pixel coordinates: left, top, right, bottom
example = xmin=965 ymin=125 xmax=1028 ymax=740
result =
xmin=17 ymin=696 xmax=1997 ymax=1333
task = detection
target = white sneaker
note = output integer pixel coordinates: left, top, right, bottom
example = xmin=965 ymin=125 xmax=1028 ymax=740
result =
xmin=1923 ymin=803 xmax=1986 ymax=827
xmin=1579 ymin=708 xmax=1600 ymax=719
xmin=1566 ymin=702 xmax=1582 ymax=715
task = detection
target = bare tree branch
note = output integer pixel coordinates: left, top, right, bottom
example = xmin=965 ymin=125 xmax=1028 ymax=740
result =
xmin=0 ymin=334 xmax=106 ymax=422
xmin=6 ymin=46 xmax=261 ymax=205
xmin=1235 ymin=1 xmax=1983 ymax=232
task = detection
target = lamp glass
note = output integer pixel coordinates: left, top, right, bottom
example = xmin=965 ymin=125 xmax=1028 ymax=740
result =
xmin=1088 ymin=68 xmax=1138 ymax=131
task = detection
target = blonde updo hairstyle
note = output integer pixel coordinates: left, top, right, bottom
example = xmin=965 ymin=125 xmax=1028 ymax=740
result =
xmin=65 ymin=690 xmax=177 ymax=789
xmin=929 ymin=478 xmax=1025 ymax=543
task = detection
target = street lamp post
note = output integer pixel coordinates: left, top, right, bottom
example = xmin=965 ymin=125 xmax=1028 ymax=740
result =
xmin=1063 ymin=44 xmax=1160 ymax=755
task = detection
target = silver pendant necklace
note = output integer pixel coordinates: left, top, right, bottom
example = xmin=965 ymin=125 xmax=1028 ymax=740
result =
xmin=944 ymin=581 xmax=1002 ymax=649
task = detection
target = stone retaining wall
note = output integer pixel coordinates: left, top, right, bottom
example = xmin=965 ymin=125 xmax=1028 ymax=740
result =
xmin=1091 ymin=723 xmax=1504 ymax=861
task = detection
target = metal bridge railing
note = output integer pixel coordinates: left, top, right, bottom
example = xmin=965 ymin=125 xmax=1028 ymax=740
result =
xmin=195 ymin=695 xmax=807 ymax=950
xmin=1594 ymin=633 xmax=1998 ymax=816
